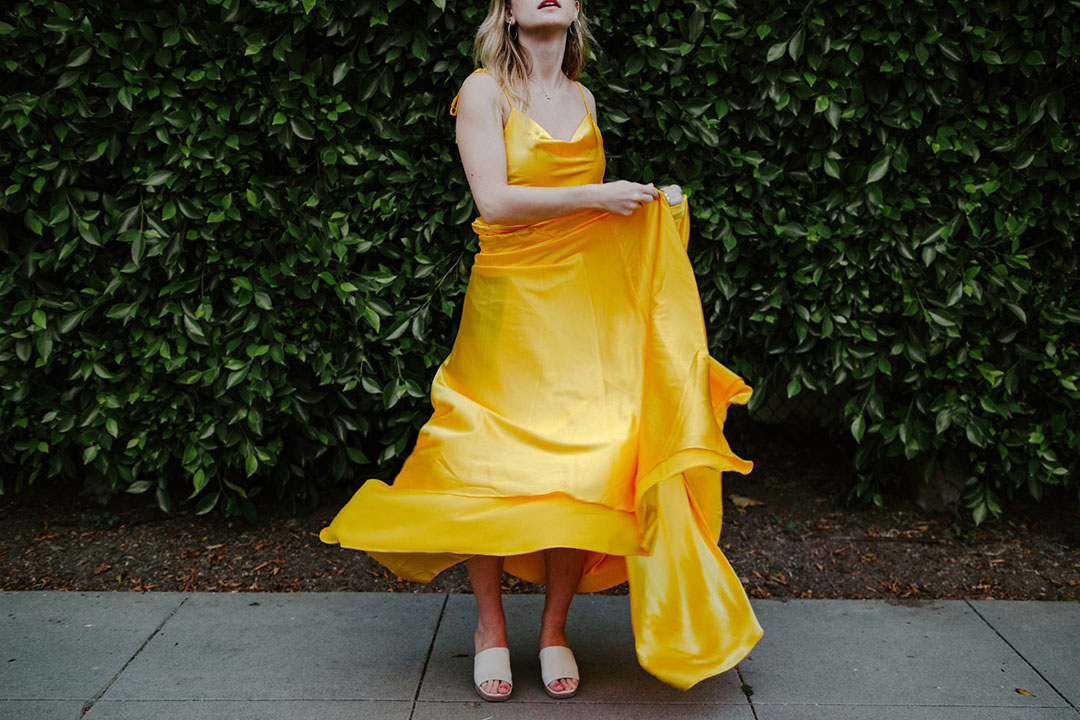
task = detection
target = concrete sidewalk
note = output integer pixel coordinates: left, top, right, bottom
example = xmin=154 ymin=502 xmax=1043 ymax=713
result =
xmin=1 ymin=592 xmax=1077 ymax=719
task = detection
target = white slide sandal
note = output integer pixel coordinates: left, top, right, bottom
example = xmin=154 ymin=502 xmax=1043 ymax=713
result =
xmin=473 ymin=646 xmax=513 ymax=702
xmin=539 ymin=645 xmax=580 ymax=699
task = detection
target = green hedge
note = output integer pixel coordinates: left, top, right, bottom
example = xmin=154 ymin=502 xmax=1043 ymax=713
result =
xmin=1 ymin=0 xmax=1076 ymax=524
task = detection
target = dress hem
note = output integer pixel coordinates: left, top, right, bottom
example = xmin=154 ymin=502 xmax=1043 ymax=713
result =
xmin=319 ymin=482 xmax=647 ymax=592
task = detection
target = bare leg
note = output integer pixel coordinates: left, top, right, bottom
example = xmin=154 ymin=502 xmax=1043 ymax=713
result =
xmin=467 ymin=554 xmax=510 ymax=696
xmin=539 ymin=548 xmax=585 ymax=693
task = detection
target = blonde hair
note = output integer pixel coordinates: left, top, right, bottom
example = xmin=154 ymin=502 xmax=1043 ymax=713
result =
xmin=473 ymin=0 xmax=596 ymax=115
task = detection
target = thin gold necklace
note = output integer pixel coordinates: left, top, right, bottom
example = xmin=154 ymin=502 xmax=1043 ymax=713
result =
xmin=531 ymin=74 xmax=565 ymax=101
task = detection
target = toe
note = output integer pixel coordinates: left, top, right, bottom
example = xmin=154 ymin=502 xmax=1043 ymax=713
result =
xmin=481 ymin=679 xmax=510 ymax=695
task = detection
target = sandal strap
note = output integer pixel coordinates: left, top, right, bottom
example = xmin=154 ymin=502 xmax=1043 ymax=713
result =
xmin=539 ymin=645 xmax=579 ymax=685
xmin=474 ymin=646 xmax=512 ymax=687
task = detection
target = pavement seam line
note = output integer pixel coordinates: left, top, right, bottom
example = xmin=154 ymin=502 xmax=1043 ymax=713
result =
xmin=78 ymin=594 xmax=189 ymax=718
xmin=735 ymin=663 xmax=759 ymax=719
xmin=409 ymin=593 xmax=449 ymax=720
xmin=964 ymin=598 xmax=1078 ymax=712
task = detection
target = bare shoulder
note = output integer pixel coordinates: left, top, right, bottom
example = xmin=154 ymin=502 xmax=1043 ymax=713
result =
xmin=575 ymin=80 xmax=598 ymax=117
xmin=458 ymin=69 xmax=498 ymax=97
xmin=456 ymin=70 xmax=508 ymax=121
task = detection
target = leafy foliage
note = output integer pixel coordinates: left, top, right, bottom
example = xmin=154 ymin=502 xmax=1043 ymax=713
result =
xmin=1 ymin=0 xmax=1077 ymax=524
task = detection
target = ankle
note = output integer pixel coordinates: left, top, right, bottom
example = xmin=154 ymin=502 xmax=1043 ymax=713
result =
xmin=538 ymin=624 xmax=568 ymax=648
xmin=476 ymin=615 xmax=506 ymax=634
xmin=474 ymin=620 xmax=507 ymax=650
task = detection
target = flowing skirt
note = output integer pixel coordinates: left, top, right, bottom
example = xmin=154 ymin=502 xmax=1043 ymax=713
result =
xmin=319 ymin=193 xmax=763 ymax=688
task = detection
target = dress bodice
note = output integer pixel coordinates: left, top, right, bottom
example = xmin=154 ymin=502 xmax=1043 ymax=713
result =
xmin=451 ymin=68 xmax=605 ymax=188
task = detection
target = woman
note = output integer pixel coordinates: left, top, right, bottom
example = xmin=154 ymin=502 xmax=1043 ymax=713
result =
xmin=319 ymin=0 xmax=763 ymax=702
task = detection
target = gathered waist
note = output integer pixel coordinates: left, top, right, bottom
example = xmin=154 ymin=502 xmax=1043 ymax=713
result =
xmin=472 ymin=208 xmax=606 ymax=247
xmin=470 ymin=195 xmax=687 ymax=267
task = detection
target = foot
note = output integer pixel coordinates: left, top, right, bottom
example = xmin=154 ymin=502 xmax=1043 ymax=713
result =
xmin=538 ymin=626 xmax=578 ymax=694
xmin=475 ymin=624 xmax=510 ymax=697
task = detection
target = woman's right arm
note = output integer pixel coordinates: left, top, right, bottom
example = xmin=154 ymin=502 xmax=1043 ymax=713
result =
xmin=454 ymin=72 xmax=659 ymax=226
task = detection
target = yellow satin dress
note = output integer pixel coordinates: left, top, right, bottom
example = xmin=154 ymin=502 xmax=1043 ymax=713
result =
xmin=319 ymin=69 xmax=764 ymax=689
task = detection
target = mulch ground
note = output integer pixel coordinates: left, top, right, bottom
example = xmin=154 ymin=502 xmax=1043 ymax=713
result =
xmin=2 ymin=421 xmax=1078 ymax=600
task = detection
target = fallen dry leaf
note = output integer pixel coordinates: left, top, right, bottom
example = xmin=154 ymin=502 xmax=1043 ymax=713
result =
xmin=1015 ymin=688 xmax=1034 ymax=696
xmin=729 ymin=494 xmax=766 ymax=508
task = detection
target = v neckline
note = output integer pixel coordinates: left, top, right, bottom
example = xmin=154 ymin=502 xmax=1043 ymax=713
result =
xmin=513 ymin=107 xmax=592 ymax=144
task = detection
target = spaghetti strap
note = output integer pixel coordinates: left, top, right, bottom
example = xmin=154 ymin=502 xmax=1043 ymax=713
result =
xmin=575 ymin=81 xmax=590 ymax=118
xmin=450 ymin=68 xmax=512 ymax=116
xmin=447 ymin=69 xmax=486 ymax=117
